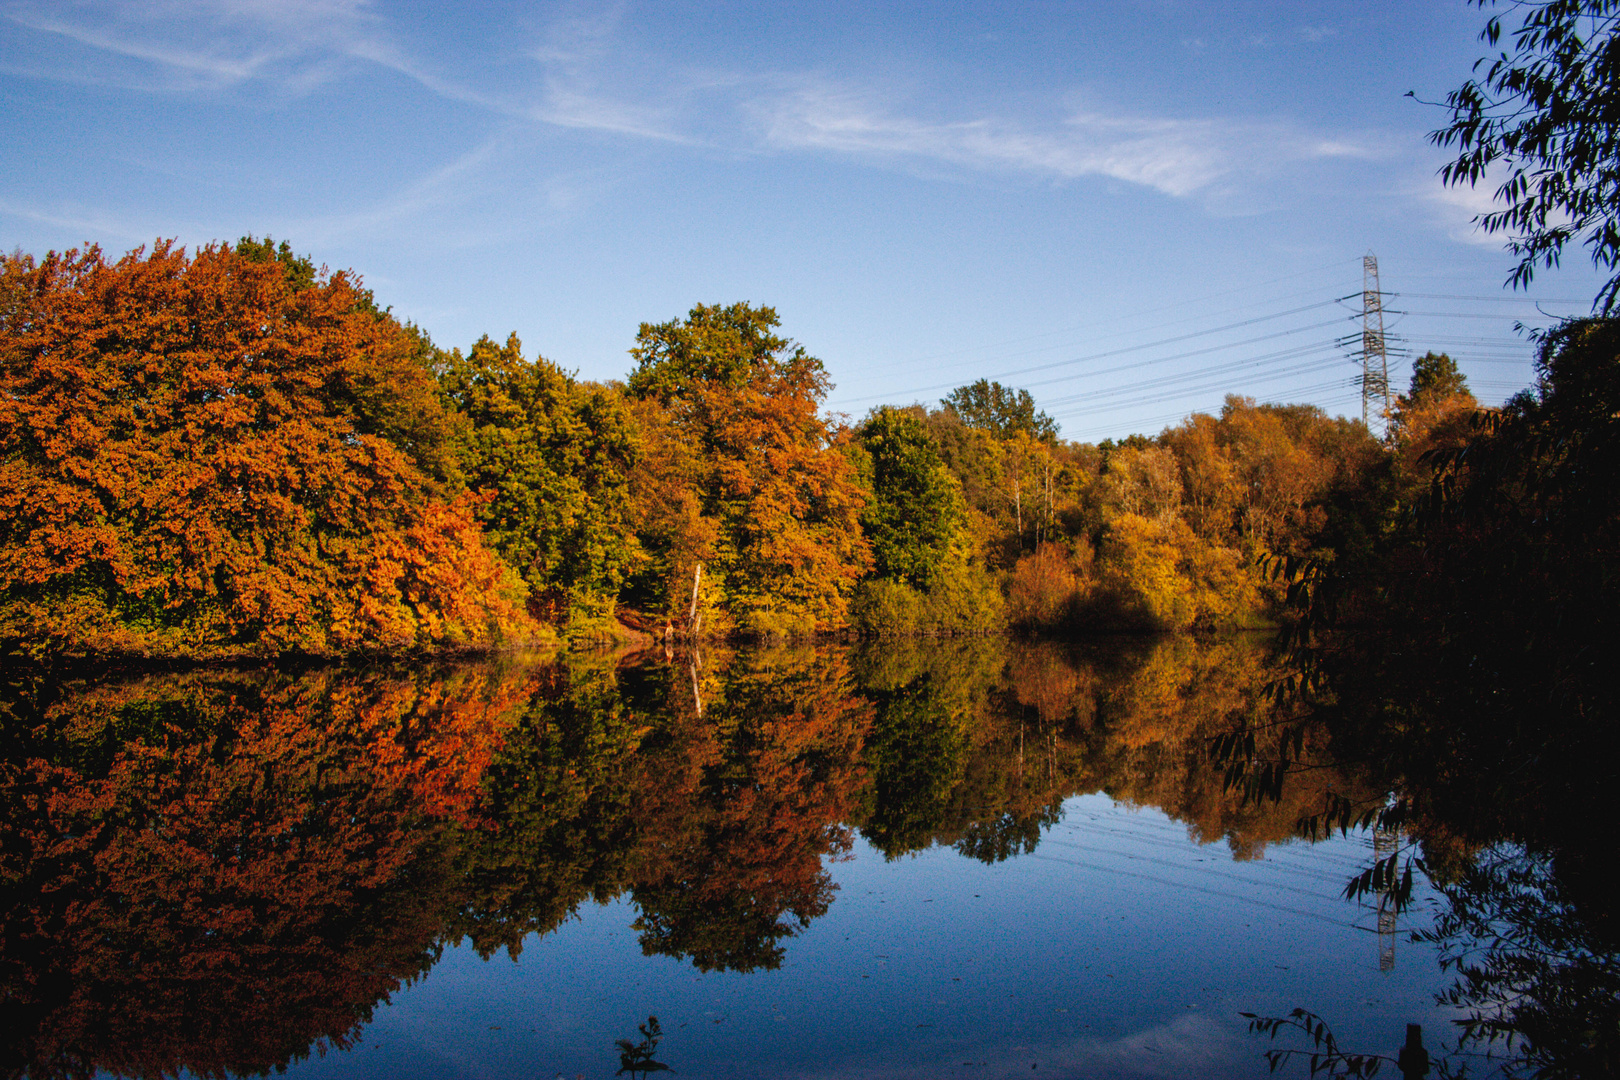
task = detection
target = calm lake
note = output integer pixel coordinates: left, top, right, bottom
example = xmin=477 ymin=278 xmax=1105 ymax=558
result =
xmin=0 ymin=636 xmax=1521 ymax=1078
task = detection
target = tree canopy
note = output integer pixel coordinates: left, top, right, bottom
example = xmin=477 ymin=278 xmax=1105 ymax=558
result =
xmin=1433 ymin=0 xmax=1620 ymax=310
xmin=626 ymin=303 xmax=871 ymax=635
xmin=0 ymin=242 xmax=532 ymax=658
xmin=941 ymin=379 xmax=1059 ymax=442
xmin=440 ymin=333 xmax=642 ymax=625
xmin=855 ymin=406 xmax=968 ymax=590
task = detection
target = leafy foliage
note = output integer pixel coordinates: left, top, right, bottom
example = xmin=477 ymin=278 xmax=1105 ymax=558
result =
xmin=1434 ymin=0 xmax=1620 ymax=310
xmin=941 ymin=378 xmax=1059 ymax=442
xmin=441 ymin=332 xmax=641 ymax=626
xmin=0 ymin=242 xmax=533 ymax=658
xmin=855 ymin=405 xmax=969 ymax=589
xmin=627 ymin=303 xmax=871 ymax=634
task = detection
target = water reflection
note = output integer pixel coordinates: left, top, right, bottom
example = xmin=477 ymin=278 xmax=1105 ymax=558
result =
xmin=0 ymin=636 xmax=1605 ymax=1078
xmin=0 ymin=664 xmax=532 ymax=1080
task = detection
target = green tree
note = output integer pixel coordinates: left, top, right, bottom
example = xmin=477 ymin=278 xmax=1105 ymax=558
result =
xmin=234 ymin=235 xmax=319 ymax=291
xmin=941 ymin=379 xmax=1059 ymax=442
xmin=1405 ymin=350 xmax=1471 ymax=403
xmin=855 ymin=406 xmax=968 ymax=589
xmin=441 ymin=333 xmax=641 ymax=626
xmin=1433 ymin=0 xmax=1620 ymax=310
xmin=627 ymin=301 xmax=802 ymax=401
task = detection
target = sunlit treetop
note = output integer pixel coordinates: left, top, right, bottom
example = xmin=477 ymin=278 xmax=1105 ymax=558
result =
xmin=940 ymin=379 xmax=1059 ymax=443
xmin=626 ymin=302 xmax=828 ymax=405
xmin=1406 ymin=351 xmax=1472 ymax=403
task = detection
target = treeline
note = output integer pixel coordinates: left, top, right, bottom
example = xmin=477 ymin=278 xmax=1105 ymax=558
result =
xmin=0 ymin=239 xmax=1483 ymax=658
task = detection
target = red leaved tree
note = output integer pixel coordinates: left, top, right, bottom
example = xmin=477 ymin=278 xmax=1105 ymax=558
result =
xmin=0 ymin=241 xmax=534 ymax=657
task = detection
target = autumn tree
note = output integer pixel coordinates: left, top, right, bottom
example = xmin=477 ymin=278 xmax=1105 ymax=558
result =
xmin=1160 ymin=414 xmax=1239 ymax=540
xmin=626 ymin=303 xmax=871 ymax=635
xmin=1392 ymin=351 xmax=1479 ymax=460
xmin=0 ymin=242 xmax=534 ymax=658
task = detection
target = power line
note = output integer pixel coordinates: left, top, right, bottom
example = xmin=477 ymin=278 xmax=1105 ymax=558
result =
xmin=1061 ymin=387 xmax=1364 ymax=443
xmin=844 ymin=256 xmax=1365 ymax=379
xmin=1397 ymin=292 xmax=1585 ymax=304
xmin=835 ymin=257 xmax=1550 ymax=443
xmin=832 ymin=306 xmax=1349 ymax=408
xmin=1041 ymin=347 xmax=1345 ymax=411
xmin=1051 ymin=364 xmax=1353 ymax=419
xmin=1054 ymin=375 xmax=1360 ymax=436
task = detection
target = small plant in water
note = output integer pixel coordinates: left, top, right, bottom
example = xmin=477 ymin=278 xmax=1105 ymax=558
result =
xmin=616 ymin=1015 xmax=670 ymax=1077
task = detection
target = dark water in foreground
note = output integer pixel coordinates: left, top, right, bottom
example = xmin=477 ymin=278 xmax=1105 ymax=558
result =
xmin=0 ymin=636 xmax=1569 ymax=1078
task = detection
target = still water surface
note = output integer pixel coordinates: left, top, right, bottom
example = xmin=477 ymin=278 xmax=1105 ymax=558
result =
xmin=297 ymin=798 xmax=1446 ymax=1080
xmin=2 ymin=637 xmax=1462 ymax=1079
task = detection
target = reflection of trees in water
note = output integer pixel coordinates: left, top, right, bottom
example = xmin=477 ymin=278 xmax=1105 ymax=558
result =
xmin=0 ymin=663 xmax=535 ymax=1080
xmin=451 ymin=656 xmax=649 ymax=957
xmin=854 ymin=634 xmax=1369 ymax=864
xmin=1 ymin=636 xmax=1392 ymax=1078
xmin=625 ymin=645 xmax=871 ymax=972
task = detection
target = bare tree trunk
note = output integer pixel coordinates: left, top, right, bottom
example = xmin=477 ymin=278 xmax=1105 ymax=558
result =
xmin=687 ymin=563 xmax=704 ymax=639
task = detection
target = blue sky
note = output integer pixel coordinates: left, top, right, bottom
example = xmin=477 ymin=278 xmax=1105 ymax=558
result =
xmin=1 ymin=1 xmax=1602 ymax=441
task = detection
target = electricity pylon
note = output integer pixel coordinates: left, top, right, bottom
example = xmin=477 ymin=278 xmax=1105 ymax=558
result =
xmin=1357 ymin=254 xmax=1393 ymax=439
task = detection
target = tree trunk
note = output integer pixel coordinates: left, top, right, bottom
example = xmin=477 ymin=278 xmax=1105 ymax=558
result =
xmin=687 ymin=563 xmax=704 ymax=639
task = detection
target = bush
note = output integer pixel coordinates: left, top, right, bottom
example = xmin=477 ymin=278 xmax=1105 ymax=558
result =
xmin=737 ymin=607 xmax=819 ymax=641
xmin=1082 ymin=514 xmax=1261 ymax=632
xmin=851 ymin=565 xmax=1005 ymax=638
xmin=1006 ymin=543 xmax=1083 ymax=631
xmin=851 ymin=580 xmax=934 ymax=637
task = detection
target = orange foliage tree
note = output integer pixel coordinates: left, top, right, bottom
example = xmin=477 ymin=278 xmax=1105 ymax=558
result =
xmin=626 ymin=303 xmax=871 ymax=635
xmin=0 ymin=242 xmax=533 ymax=657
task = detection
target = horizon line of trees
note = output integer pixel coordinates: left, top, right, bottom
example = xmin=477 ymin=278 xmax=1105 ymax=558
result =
xmin=0 ymin=237 xmax=1510 ymax=659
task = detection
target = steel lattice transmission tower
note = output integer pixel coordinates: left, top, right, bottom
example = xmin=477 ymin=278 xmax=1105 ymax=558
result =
xmin=1357 ymin=254 xmax=1393 ymax=438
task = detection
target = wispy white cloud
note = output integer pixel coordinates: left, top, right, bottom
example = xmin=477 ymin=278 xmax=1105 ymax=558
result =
xmin=1420 ymin=171 xmax=1511 ymax=247
xmin=4 ymin=0 xmax=691 ymax=139
xmin=0 ymin=195 xmax=181 ymax=245
xmin=751 ymin=80 xmax=1374 ymax=199
xmin=6 ymin=13 xmax=269 ymax=82
xmin=532 ymin=80 xmax=691 ymax=142
xmin=3 ymin=1 xmax=1379 ymax=206
xmin=288 ymin=136 xmax=509 ymax=244
xmin=3 ymin=0 xmax=375 ymax=90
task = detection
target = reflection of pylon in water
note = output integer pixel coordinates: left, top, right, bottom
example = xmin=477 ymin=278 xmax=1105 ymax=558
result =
xmin=1374 ymin=824 xmax=1397 ymax=972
